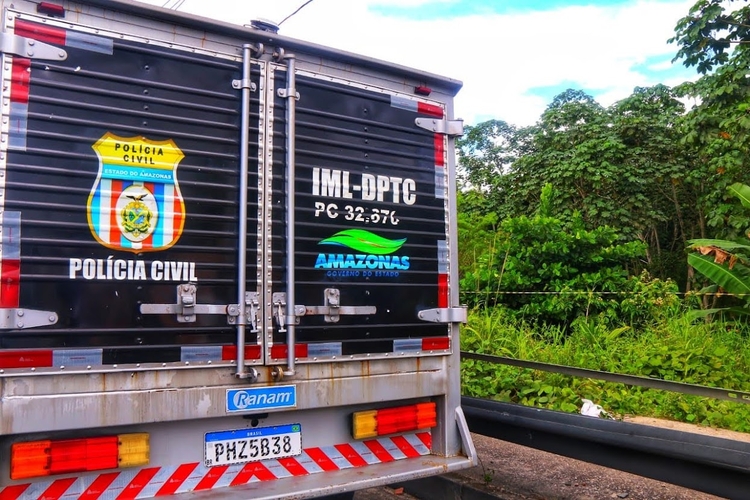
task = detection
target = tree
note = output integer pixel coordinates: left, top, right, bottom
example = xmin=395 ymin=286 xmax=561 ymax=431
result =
xmin=500 ymin=89 xmax=628 ymax=230
xmin=461 ymin=184 xmax=647 ymax=326
xmin=609 ymin=85 xmax=698 ymax=283
xmin=456 ymin=119 xmax=530 ymax=220
xmin=671 ymin=0 xmax=750 ymax=243
xmin=457 ymin=85 xmax=700 ymax=287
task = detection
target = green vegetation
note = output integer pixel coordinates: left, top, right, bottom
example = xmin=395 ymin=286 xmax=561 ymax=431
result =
xmin=457 ymin=0 xmax=750 ymax=433
xmin=460 ymin=307 xmax=750 ymax=433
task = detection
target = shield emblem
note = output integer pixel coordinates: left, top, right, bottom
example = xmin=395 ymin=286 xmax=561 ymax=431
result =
xmin=87 ymin=132 xmax=186 ymax=252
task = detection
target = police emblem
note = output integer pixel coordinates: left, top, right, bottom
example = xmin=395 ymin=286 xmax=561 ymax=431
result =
xmin=87 ymin=132 xmax=186 ymax=252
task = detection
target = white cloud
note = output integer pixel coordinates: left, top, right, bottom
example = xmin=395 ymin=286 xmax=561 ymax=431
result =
xmin=136 ymin=0 xmax=697 ymax=126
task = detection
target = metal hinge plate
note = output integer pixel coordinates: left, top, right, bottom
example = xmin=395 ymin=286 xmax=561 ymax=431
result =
xmin=415 ymin=117 xmax=464 ymax=136
xmin=1 ymin=308 xmax=58 ymax=330
xmin=277 ymin=88 xmax=300 ymax=99
xmin=418 ymin=306 xmax=467 ymax=324
xmin=232 ymin=78 xmax=257 ymax=91
xmin=0 ymin=32 xmax=67 ymax=60
xmin=140 ymin=284 xmax=247 ymax=324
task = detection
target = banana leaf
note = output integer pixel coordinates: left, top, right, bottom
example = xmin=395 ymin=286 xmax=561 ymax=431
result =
xmin=686 ymin=307 xmax=750 ymax=322
xmin=687 ymin=253 xmax=750 ymax=297
xmin=687 ymin=238 xmax=750 ymax=253
xmin=729 ymin=183 xmax=750 ymax=209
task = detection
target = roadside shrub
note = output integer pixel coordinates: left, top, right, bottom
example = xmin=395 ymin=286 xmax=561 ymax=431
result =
xmin=460 ymin=307 xmax=750 ymax=433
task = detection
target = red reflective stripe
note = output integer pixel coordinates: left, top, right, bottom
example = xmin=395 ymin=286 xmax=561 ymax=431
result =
xmin=390 ymin=435 xmax=420 ymax=458
xmin=251 ymin=463 xmax=276 ymax=481
xmin=422 ymin=337 xmax=450 ymax=351
xmin=116 ymin=468 xmax=160 ymax=500
xmin=38 ymin=477 xmax=76 ymax=500
xmin=230 ymin=462 xmax=275 ymax=485
xmin=10 ymin=58 xmax=30 ymax=104
xmin=0 ymin=259 xmax=20 ymax=308
xmin=334 ymin=444 xmax=367 ymax=467
xmin=193 ymin=465 xmax=227 ymax=491
xmin=270 ymin=345 xmax=284 ymax=359
xmin=0 ymin=485 xmax=30 ymax=500
xmin=438 ymin=273 xmax=449 ymax=308
xmin=14 ymin=20 xmax=66 ymax=46
xmin=278 ymin=456 xmax=309 ymax=476
xmin=80 ymin=472 xmax=120 ymax=500
xmin=417 ymin=102 xmax=443 ymax=118
xmin=305 ymin=448 xmax=339 ymax=471
xmin=416 ymin=432 xmax=431 ymax=449
xmin=221 ymin=345 xmax=261 ymax=360
xmin=0 ymin=350 xmax=53 ymax=368
xmin=270 ymin=343 xmax=308 ymax=359
xmin=155 ymin=463 xmax=198 ymax=496
xmin=434 ymin=134 xmax=445 ymax=166
xmin=363 ymin=440 xmax=395 ymax=463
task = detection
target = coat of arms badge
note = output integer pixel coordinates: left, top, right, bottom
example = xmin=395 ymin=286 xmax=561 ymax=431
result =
xmin=87 ymin=132 xmax=186 ymax=252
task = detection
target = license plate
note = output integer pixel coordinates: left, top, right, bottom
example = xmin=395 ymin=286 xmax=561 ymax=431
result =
xmin=204 ymin=424 xmax=302 ymax=467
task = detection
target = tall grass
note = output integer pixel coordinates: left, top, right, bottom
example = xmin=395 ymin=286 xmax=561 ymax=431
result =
xmin=461 ymin=307 xmax=750 ymax=432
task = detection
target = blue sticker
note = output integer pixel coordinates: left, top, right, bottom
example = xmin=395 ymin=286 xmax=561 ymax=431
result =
xmin=226 ymin=385 xmax=297 ymax=413
xmin=206 ymin=424 xmax=301 ymax=443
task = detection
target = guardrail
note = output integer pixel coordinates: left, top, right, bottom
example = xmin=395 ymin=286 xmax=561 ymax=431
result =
xmin=462 ymin=396 xmax=750 ymax=499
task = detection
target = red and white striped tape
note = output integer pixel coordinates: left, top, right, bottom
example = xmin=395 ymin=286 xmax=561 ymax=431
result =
xmin=0 ymin=432 xmax=431 ymax=500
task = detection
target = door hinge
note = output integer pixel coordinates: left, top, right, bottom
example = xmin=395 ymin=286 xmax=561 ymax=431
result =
xmin=0 ymin=32 xmax=67 ymax=60
xmin=140 ymin=284 xmax=251 ymax=324
xmin=418 ymin=306 xmax=467 ymax=324
xmin=274 ymin=289 xmax=376 ymax=325
xmin=415 ymin=117 xmax=464 ymax=136
xmin=0 ymin=308 xmax=58 ymax=330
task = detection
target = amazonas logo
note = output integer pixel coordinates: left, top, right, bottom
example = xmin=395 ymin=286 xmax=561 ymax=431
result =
xmin=314 ymin=229 xmax=410 ymax=270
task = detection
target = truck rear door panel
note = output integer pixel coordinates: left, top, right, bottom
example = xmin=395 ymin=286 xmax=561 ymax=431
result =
xmin=4 ymin=23 xmax=259 ymax=358
xmin=271 ymin=72 xmax=450 ymax=359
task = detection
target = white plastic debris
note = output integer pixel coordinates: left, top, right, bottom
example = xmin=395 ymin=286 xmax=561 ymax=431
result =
xmin=580 ymin=398 xmax=613 ymax=419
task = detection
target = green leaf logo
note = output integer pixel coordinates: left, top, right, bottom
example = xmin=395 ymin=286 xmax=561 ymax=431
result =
xmin=319 ymin=229 xmax=406 ymax=255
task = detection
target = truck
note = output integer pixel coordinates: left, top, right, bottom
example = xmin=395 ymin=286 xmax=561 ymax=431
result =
xmin=0 ymin=1 xmax=474 ymax=498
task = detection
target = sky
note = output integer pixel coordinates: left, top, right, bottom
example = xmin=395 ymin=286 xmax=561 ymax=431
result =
xmin=135 ymin=0 xmax=698 ymax=127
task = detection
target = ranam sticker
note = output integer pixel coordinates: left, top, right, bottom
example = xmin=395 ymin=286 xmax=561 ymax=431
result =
xmin=87 ymin=132 xmax=186 ymax=253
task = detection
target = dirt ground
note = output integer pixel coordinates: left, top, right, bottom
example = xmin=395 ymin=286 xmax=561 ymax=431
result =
xmin=355 ymin=420 xmax=746 ymax=500
xmin=443 ymin=433 xmax=725 ymax=500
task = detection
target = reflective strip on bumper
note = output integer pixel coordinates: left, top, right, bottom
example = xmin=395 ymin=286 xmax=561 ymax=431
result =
xmin=0 ymin=432 xmax=431 ymax=499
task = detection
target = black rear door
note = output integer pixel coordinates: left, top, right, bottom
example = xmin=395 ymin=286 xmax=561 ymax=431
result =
xmin=2 ymin=19 xmax=261 ymax=368
xmin=269 ymin=69 xmax=451 ymax=362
